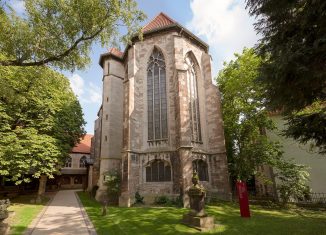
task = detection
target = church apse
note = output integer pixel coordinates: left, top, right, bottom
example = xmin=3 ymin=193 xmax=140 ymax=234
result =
xmin=92 ymin=12 xmax=231 ymax=206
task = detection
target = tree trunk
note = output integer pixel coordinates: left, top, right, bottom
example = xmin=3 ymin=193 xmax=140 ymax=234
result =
xmin=36 ymin=175 xmax=47 ymax=203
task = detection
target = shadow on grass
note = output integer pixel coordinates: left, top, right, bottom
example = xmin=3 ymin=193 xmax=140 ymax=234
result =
xmin=7 ymin=194 xmax=50 ymax=235
xmin=78 ymin=192 xmax=326 ymax=235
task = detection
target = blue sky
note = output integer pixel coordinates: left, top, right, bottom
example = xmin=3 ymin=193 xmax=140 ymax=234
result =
xmin=12 ymin=0 xmax=259 ymax=134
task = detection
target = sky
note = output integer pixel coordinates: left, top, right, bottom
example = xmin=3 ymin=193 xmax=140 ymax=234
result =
xmin=12 ymin=0 xmax=260 ymax=134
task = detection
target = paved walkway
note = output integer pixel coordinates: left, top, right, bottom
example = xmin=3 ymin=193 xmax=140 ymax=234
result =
xmin=28 ymin=190 xmax=95 ymax=235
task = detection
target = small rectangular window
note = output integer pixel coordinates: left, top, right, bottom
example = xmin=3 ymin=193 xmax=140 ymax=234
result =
xmin=105 ymin=136 xmax=107 ymax=141
xmin=146 ymin=167 xmax=151 ymax=182
xmin=107 ymin=62 xmax=110 ymax=75
xmin=106 ymin=114 xmax=108 ymax=120
xmin=131 ymin=154 xmax=137 ymax=163
xmin=106 ymin=97 xmax=109 ymax=102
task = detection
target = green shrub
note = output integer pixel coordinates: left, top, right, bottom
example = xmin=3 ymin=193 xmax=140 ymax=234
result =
xmin=154 ymin=195 xmax=171 ymax=205
xmin=134 ymin=191 xmax=144 ymax=205
xmin=171 ymin=195 xmax=183 ymax=208
xmin=154 ymin=195 xmax=184 ymax=207
xmin=91 ymin=185 xmax=99 ymax=198
xmin=277 ymin=163 xmax=309 ymax=206
xmin=103 ymin=170 xmax=121 ymax=205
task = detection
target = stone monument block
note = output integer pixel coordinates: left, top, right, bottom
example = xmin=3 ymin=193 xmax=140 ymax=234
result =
xmin=182 ymin=172 xmax=216 ymax=232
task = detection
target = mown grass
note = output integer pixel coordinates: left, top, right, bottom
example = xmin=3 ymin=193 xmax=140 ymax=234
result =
xmin=7 ymin=195 xmax=49 ymax=235
xmin=78 ymin=192 xmax=326 ymax=235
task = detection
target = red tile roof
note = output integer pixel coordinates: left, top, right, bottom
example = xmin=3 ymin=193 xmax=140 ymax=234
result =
xmin=142 ymin=12 xmax=176 ymax=33
xmin=99 ymin=12 xmax=208 ymax=67
xmin=71 ymin=134 xmax=93 ymax=154
xmin=108 ymin=48 xmax=123 ymax=58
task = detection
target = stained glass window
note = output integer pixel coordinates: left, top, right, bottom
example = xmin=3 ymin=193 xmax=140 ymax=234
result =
xmin=186 ymin=55 xmax=202 ymax=142
xmin=79 ymin=156 xmax=87 ymax=168
xmin=146 ymin=159 xmax=171 ymax=182
xmin=147 ymin=48 xmax=168 ymax=141
xmin=65 ymin=157 xmax=72 ymax=168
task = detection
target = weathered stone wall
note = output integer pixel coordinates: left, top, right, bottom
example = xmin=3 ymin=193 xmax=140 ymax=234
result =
xmin=91 ymin=116 xmax=101 ymax=189
xmin=65 ymin=153 xmax=90 ymax=169
xmin=97 ymin=30 xmax=231 ymax=206
xmin=119 ymin=31 xmax=230 ymax=205
xmin=96 ymin=58 xmax=124 ymax=201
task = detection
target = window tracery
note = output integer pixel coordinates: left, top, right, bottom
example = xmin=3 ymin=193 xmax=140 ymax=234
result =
xmin=79 ymin=156 xmax=87 ymax=168
xmin=146 ymin=159 xmax=171 ymax=182
xmin=65 ymin=157 xmax=72 ymax=168
xmin=147 ymin=48 xmax=168 ymax=141
xmin=186 ymin=55 xmax=202 ymax=142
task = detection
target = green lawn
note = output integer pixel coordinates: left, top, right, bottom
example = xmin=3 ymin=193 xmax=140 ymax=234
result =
xmin=7 ymin=195 xmax=49 ymax=235
xmin=78 ymin=192 xmax=326 ymax=235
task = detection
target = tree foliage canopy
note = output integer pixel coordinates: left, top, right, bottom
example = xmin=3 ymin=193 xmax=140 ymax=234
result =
xmin=0 ymin=0 xmax=145 ymax=70
xmin=217 ymin=49 xmax=309 ymax=199
xmin=245 ymin=0 xmax=326 ymax=154
xmin=218 ymin=48 xmax=281 ymax=181
xmin=0 ymin=55 xmax=85 ymax=183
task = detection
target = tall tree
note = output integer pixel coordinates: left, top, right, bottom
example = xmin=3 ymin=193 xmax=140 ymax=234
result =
xmin=0 ymin=0 xmax=145 ymax=70
xmin=218 ymin=48 xmax=281 ymax=181
xmin=245 ymin=0 xmax=326 ymax=154
xmin=217 ymin=48 xmax=308 ymax=202
xmin=0 ymin=55 xmax=85 ymax=184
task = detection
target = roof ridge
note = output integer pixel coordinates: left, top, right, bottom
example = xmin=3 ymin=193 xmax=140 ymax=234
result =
xmin=142 ymin=13 xmax=161 ymax=31
xmin=142 ymin=12 xmax=176 ymax=33
xmin=108 ymin=47 xmax=123 ymax=58
xmin=158 ymin=12 xmax=176 ymax=24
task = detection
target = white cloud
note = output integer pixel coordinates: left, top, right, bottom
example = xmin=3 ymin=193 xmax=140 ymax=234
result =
xmin=69 ymin=74 xmax=101 ymax=105
xmin=187 ymin=0 xmax=260 ymax=73
xmin=69 ymin=74 xmax=85 ymax=97
xmin=11 ymin=0 xmax=26 ymax=14
xmin=88 ymin=82 xmax=102 ymax=104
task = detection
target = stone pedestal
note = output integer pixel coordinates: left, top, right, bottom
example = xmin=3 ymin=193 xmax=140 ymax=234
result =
xmin=181 ymin=172 xmax=216 ymax=232
xmin=0 ymin=222 xmax=9 ymax=235
xmin=182 ymin=214 xmax=215 ymax=232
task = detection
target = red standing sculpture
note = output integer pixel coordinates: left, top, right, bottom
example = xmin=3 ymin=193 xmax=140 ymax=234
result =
xmin=236 ymin=181 xmax=251 ymax=218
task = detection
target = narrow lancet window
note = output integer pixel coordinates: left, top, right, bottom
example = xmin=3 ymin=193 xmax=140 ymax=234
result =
xmin=186 ymin=55 xmax=202 ymax=142
xmin=147 ymin=48 xmax=168 ymax=141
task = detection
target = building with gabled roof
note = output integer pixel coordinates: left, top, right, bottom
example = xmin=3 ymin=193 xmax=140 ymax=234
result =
xmin=142 ymin=12 xmax=175 ymax=32
xmin=91 ymin=12 xmax=231 ymax=206
xmin=0 ymin=134 xmax=94 ymax=194
xmin=59 ymin=134 xmax=93 ymax=189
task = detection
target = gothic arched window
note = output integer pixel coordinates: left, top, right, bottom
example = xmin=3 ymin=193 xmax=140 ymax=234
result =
xmin=79 ymin=156 xmax=87 ymax=168
xmin=65 ymin=157 xmax=72 ymax=168
xmin=146 ymin=159 xmax=171 ymax=182
xmin=186 ymin=55 xmax=202 ymax=142
xmin=147 ymin=48 xmax=168 ymax=141
xmin=193 ymin=159 xmax=208 ymax=181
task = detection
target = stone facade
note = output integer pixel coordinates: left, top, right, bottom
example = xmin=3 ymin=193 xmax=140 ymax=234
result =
xmin=59 ymin=133 xmax=93 ymax=190
xmin=92 ymin=13 xmax=231 ymax=206
xmin=60 ymin=152 xmax=89 ymax=189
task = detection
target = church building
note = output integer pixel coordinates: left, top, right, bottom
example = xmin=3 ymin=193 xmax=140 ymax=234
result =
xmin=91 ymin=12 xmax=231 ymax=206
